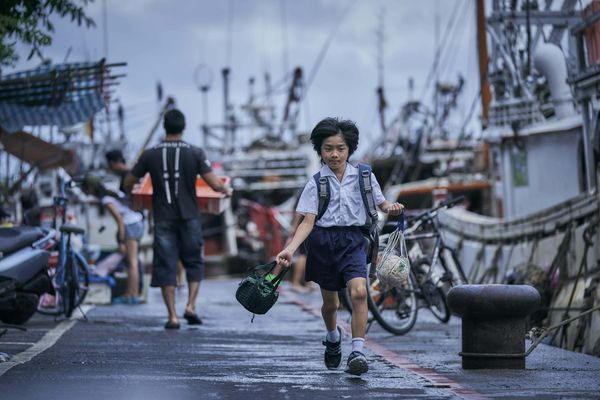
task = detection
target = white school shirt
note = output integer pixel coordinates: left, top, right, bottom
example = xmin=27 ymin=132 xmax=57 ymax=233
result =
xmin=296 ymin=163 xmax=386 ymax=228
xmin=101 ymin=192 xmax=143 ymax=225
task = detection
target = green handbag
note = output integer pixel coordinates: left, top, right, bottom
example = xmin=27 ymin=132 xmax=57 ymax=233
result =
xmin=235 ymin=261 xmax=287 ymax=317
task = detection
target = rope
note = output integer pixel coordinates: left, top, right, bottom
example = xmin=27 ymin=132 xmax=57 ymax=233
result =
xmin=478 ymin=244 xmax=502 ymax=284
xmin=458 ymin=303 xmax=600 ymax=359
xmin=526 ymin=235 xmax=540 ymax=266
xmin=556 ymin=217 xmax=598 ymax=349
xmin=500 ymin=242 xmax=516 ymax=283
xmin=546 ymin=226 xmax=574 ymax=293
xmin=468 ymin=243 xmax=486 ymax=284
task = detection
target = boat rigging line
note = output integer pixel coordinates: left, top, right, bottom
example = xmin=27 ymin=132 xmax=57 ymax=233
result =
xmin=303 ymin=0 xmax=356 ymax=93
xmin=418 ymin=0 xmax=466 ymax=104
xmin=226 ymin=0 xmax=235 ymax=68
xmin=280 ymin=0 xmax=290 ymax=80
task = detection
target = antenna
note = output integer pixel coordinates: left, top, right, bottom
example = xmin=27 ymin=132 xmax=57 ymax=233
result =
xmin=102 ymin=0 xmax=109 ymax=60
xmin=376 ymin=6 xmax=385 ymax=89
xmin=280 ymin=0 xmax=290 ymax=79
xmin=63 ymin=47 xmax=72 ymax=63
xmin=375 ymin=6 xmax=387 ymax=134
xmin=194 ymin=64 xmax=213 ymax=126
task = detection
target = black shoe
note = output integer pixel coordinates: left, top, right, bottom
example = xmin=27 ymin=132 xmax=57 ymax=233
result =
xmin=322 ymin=326 xmax=342 ymax=369
xmin=345 ymin=351 xmax=368 ymax=376
xmin=183 ymin=311 xmax=203 ymax=325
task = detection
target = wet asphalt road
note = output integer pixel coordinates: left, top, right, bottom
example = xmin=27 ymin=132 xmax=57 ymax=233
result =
xmin=1 ymin=278 xmax=599 ymax=400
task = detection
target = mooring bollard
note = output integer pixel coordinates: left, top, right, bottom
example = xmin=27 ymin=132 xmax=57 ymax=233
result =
xmin=447 ymin=284 xmax=541 ymax=369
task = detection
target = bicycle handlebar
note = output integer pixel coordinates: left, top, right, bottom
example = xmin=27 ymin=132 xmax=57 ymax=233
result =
xmin=58 ymin=177 xmax=85 ymax=196
xmin=396 ymin=212 xmax=405 ymax=231
xmin=54 ymin=178 xmax=85 ymax=211
xmin=407 ymin=195 xmax=465 ymax=225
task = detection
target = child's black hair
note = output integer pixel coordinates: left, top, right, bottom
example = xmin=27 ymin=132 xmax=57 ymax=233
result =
xmin=105 ymin=149 xmax=125 ymax=164
xmin=310 ymin=117 xmax=359 ymax=158
xmin=163 ymin=109 xmax=186 ymax=135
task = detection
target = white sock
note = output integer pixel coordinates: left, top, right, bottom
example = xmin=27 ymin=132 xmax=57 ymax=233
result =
xmin=352 ymin=338 xmax=365 ymax=353
xmin=326 ymin=327 xmax=340 ymax=343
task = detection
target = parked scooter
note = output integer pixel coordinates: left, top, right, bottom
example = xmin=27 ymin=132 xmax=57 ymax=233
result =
xmin=0 ymin=226 xmax=55 ymax=325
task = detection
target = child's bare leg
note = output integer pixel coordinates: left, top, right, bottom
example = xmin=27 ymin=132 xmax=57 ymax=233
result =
xmin=125 ymin=239 xmax=140 ymax=298
xmin=320 ymin=288 xmax=339 ymax=331
xmin=291 ymin=254 xmax=309 ymax=292
xmin=346 ymin=277 xmax=368 ymax=338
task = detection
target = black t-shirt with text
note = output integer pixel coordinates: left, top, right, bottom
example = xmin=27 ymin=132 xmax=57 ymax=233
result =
xmin=131 ymin=140 xmax=212 ymax=221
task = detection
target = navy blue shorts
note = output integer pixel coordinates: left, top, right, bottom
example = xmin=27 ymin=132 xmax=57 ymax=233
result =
xmin=305 ymin=226 xmax=367 ymax=292
xmin=151 ymin=218 xmax=204 ymax=287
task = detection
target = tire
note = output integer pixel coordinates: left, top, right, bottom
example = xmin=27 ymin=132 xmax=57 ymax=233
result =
xmin=39 ymin=251 xmax=90 ymax=318
xmin=62 ymin=253 xmax=76 ymax=318
xmin=415 ymin=259 xmax=450 ymax=323
xmin=368 ymin=271 xmax=418 ymax=335
xmin=64 ymin=252 xmax=90 ymax=318
xmin=0 ymin=293 xmax=39 ymax=325
xmin=64 ymin=257 xmax=77 ymax=318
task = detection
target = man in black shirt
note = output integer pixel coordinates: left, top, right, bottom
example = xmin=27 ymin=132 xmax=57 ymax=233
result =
xmin=124 ymin=109 xmax=232 ymax=329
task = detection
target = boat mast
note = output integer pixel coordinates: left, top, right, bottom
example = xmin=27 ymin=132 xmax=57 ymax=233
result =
xmin=376 ymin=7 xmax=387 ymax=135
xmin=476 ymin=0 xmax=491 ymax=128
xmin=222 ymin=67 xmax=233 ymax=154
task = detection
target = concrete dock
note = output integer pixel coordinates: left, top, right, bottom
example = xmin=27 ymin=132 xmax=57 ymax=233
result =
xmin=1 ymin=278 xmax=599 ymax=399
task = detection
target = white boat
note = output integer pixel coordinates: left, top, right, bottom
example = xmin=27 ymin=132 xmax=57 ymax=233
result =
xmin=434 ymin=1 xmax=600 ymax=356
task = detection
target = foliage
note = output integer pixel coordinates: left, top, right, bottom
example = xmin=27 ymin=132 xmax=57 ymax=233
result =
xmin=0 ymin=0 xmax=95 ymax=68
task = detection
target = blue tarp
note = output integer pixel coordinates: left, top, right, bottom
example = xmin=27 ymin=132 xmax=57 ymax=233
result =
xmin=0 ymin=61 xmax=107 ymax=133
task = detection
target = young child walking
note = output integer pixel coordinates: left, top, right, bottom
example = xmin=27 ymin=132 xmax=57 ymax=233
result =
xmin=276 ymin=117 xmax=404 ymax=376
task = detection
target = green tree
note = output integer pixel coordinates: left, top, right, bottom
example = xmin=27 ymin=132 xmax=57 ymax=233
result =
xmin=0 ymin=0 xmax=95 ymax=68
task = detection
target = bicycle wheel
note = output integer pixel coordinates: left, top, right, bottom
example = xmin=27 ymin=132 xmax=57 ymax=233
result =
xmin=61 ymin=253 xmax=76 ymax=318
xmin=415 ymin=259 xmax=450 ymax=323
xmin=64 ymin=251 xmax=90 ymax=318
xmin=368 ymin=272 xmax=418 ymax=335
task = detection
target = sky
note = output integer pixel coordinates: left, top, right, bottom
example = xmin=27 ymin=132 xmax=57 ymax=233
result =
xmin=7 ymin=0 xmax=482 ymax=159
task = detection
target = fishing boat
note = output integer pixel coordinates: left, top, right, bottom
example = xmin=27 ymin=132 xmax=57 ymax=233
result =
xmin=375 ymin=0 xmax=600 ymax=356
xmin=196 ymin=66 xmax=319 ymax=271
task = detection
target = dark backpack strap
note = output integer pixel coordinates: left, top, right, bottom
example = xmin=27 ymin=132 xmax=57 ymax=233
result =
xmin=358 ymin=164 xmax=378 ymax=228
xmin=313 ymin=172 xmax=330 ymax=221
xmin=358 ymin=164 xmax=380 ymax=267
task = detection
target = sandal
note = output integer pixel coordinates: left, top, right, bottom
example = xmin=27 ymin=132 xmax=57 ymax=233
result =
xmin=183 ymin=311 xmax=203 ymax=325
xmin=164 ymin=321 xmax=180 ymax=330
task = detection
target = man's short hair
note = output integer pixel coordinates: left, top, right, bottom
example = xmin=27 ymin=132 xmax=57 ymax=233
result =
xmin=105 ymin=149 xmax=125 ymax=164
xmin=164 ymin=109 xmax=186 ymax=135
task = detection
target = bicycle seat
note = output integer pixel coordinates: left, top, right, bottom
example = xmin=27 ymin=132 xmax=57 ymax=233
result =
xmin=59 ymin=224 xmax=85 ymax=235
xmin=0 ymin=227 xmax=44 ymax=255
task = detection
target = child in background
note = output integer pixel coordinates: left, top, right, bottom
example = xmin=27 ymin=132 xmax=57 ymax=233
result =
xmin=276 ymin=117 xmax=403 ymax=376
xmin=82 ymin=175 xmax=144 ymax=304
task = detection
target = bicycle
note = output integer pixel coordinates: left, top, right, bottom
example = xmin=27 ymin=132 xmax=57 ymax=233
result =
xmin=340 ymin=196 xmax=468 ymax=335
xmin=37 ymin=179 xmax=91 ymax=318
xmin=371 ymin=196 xmax=468 ymax=333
